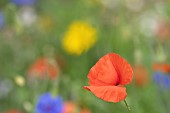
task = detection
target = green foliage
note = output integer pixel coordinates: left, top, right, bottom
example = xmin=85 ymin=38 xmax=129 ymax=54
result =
xmin=0 ymin=0 xmax=170 ymax=113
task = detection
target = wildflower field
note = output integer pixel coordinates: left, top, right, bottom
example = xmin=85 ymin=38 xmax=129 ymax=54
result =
xmin=1 ymin=0 xmax=170 ymax=113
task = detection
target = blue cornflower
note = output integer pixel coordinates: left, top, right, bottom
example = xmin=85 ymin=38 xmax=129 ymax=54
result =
xmin=35 ymin=93 xmax=64 ymax=113
xmin=0 ymin=12 xmax=4 ymax=28
xmin=153 ymin=71 xmax=170 ymax=89
xmin=11 ymin=0 xmax=36 ymax=6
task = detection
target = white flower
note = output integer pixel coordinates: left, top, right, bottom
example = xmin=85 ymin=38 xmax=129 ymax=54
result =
xmin=17 ymin=6 xmax=37 ymax=27
xmin=138 ymin=11 xmax=159 ymax=37
xmin=101 ymin=0 xmax=120 ymax=9
xmin=125 ymin=0 xmax=144 ymax=12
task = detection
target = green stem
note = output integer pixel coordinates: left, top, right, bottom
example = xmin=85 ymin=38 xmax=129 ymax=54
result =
xmin=124 ymin=99 xmax=131 ymax=113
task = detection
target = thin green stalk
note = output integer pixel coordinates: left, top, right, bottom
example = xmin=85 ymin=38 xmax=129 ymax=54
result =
xmin=124 ymin=99 xmax=131 ymax=113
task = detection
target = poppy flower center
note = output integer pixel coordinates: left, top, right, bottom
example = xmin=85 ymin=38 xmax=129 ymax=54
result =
xmin=113 ymin=67 xmax=120 ymax=86
xmin=110 ymin=63 xmax=120 ymax=86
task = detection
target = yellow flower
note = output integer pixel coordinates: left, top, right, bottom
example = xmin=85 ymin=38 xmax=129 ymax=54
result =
xmin=62 ymin=21 xmax=97 ymax=55
xmin=15 ymin=75 xmax=25 ymax=87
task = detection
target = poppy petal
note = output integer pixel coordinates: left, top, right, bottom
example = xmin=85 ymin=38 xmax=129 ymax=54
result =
xmin=88 ymin=54 xmax=119 ymax=86
xmin=83 ymin=86 xmax=127 ymax=103
xmin=108 ymin=53 xmax=133 ymax=86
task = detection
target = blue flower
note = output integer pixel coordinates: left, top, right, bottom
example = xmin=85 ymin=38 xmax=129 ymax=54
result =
xmin=153 ymin=71 xmax=170 ymax=89
xmin=35 ymin=93 xmax=64 ymax=113
xmin=0 ymin=12 xmax=4 ymax=28
xmin=11 ymin=0 xmax=36 ymax=6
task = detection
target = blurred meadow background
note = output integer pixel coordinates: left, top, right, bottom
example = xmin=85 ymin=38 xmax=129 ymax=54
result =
xmin=1 ymin=0 xmax=170 ymax=113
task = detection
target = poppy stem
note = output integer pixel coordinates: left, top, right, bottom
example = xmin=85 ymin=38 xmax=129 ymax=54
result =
xmin=124 ymin=99 xmax=131 ymax=113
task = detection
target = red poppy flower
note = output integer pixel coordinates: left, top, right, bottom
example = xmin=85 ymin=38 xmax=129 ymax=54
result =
xmin=28 ymin=57 xmax=59 ymax=80
xmin=133 ymin=65 xmax=149 ymax=87
xmin=80 ymin=108 xmax=91 ymax=113
xmin=63 ymin=102 xmax=77 ymax=113
xmin=8 ymin=109 xmax=21 ymax=113
xmin=83 ymin=53 xmax=133 ymax=103
xmin=152 ymin=63 xmax=170 ymax=73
